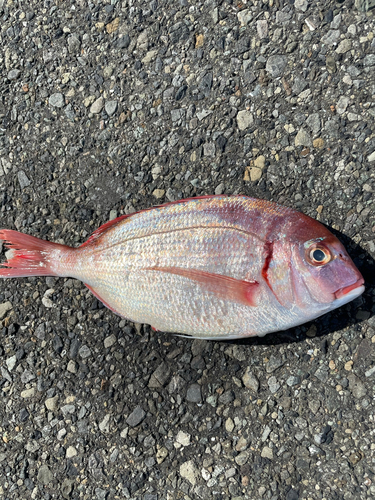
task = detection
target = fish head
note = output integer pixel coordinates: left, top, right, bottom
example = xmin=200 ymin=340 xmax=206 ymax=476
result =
xmin=290 ymin=219 xmax=365 ymax=312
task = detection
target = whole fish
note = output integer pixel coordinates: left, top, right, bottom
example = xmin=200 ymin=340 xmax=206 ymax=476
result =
xmin=0 ymin=196 xmax=364 ymax=339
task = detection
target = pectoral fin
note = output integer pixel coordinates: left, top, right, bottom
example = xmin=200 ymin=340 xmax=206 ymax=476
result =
xmin=147 ymin=266 xmax=258 ymax=306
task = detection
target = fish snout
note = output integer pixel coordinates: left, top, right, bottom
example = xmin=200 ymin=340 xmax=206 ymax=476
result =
xmin=332 ymin=255 xmax=365 ymax=304
xmin=334 ymin=277 xmax=365 ymax=300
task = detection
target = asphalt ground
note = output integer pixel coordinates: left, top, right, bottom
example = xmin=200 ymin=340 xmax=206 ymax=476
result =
xmin=0 ymin=1 xmax=375 ymax=499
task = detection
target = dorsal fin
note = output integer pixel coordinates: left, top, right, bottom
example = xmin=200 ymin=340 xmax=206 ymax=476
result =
xmin=79 ymin=214 xmax=133 ymax=248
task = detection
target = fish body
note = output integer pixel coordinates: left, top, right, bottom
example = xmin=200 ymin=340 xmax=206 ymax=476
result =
xmin=0 ymin=196 xmax=364 ymax=339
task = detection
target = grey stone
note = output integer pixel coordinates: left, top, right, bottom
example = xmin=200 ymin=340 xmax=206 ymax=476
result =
xmin=67 ymin=35 xmax=81 ymax=54
xmin=196 ymin=109 xmax=212 ymax=121
xmin=286 ymin=376 xmax=301 ymax=387
xmin=214 ymin=183 xmax=224 ymax=195
xmin=363 ymin=54 xmax=375 ymax=67
xmin=243 ymin=60 xmax=257 ymax=83
xmin=199 ymin=72 xmax=213 ymax=96
xmin=175 ymin=85 xmax=187 ymax=101
xmin=104 ymin=334 xmax=117 ymax=348
xmin=365 ymin=366 xmax=375 ymax=377
xmin=166 ymin=188 xmax=175 ymax=201
xmin=103 ymin=65 xmax=114 ymax=78
xmin=148 ymin=362 xmax=171 ymax=388
xmin=238 ymin=9 xmax=252 ymax=27
xmin=314 ymin=426 xmax=331 ymax=445
xmin=242 ymin=367 xmax=259 ymax=392
xmin=186 ymin=383 xmax=202 ymax=403
xmin=347 ymin=65 xmax=361 ymax=77
xmin=268 ymin=376 xmax=280 ymax=394
xmin=306 ymin=113 xmax=321 ymax=134
xmin=321 ymin=30 xmax=340 ymax=46
xmin=53 ymin=335 xmax=63 ymax=354
xmin=330 ymin=13 xmax=341 ymax=29
xmin=49 ymin=93 xmax=65 ymax=108
xmin=61 ymin=478 xmax=74 ymax=499
xmin=0 ymin=301 xmax=12 ymax=319
xmin=326 ymin=55 xmax=337 ymax=74
xmin=6 ymin=355 xmax=16 ymax=371
xmin=219 ymin=390 xmax=235 ymax=404
xmin=99 ymin=414 xmax=111 ymax=433
xmin=171 ymin=109 xmax=182 ymax=122
xmin=105 ymin=100 xmax=118 ymax=116
xmin=35 ymin=323 xmax=46 ymax=340
xmin=336 ymin=39 xmax=352 ymax=54
xmin=237 ymin=37 xmax=251 ymax=54
xmin=95 ymin=488 xmax=108 ymax=500
xmin=126 ymin=406 xmax=146 ymax=427
xmin=180 ymin=460 xmax=198 ymax=485
xmin=142 ymin=49 xmax=157 ymax=64
xmin=315 ymin=364 xmax=329 ymax=383
xmin=66 ymin=446 xmax=77 ymax=458
xmin=292 ymin=76 xmax=308 ymax=94
xmin=261 ymin=446 xmax=273 ymax=459
xmin=295 ymin=128 xmax=312 ymax=147
xmin=168 ymin=374 xmax=186 ymax=394
xmin=286 ymin=488 xmax=299 ymax=500
xmin=79 ymin=345 xmax=91 ymax=359
xmin=8 ymin=69 xmax=21 ymax=80
xmin=21 ymin=370 xmax=35 ymax=383
xmin=232 ymin=345 xmax=247 ymax=362
xmin=117 ymin=34 xmax=130 ymax=49
xmin=266 ymin=356 xmax=284 ymax=373
xmin=237 ymin=110 xmax=253 ymax=130
xmin=266 ymin=55 xmax=287 ymax=77
xmin=18 ymin=170 xmax=31 ymax=189
xmin=19 ymin=407 xmax=29 ymax=422
xmin=1 ymin=367 xmax=12 ymax=383
xmin=0 ymin=158 xmax=10 ymax=176
xmin=257 ymin=20 xmax=268 ymax=39
xmin=348 ymin=373 xmax=367 ymax=399
xmin=276 ymin=11 xmax=291 ymax=23
xmin=235 ymin=451 xmax=250 ymax=465
xmin=37 ymin=465 xmax=53 ymax=485
xmin=355 ymin=0 xmax=375 ymax=12
xmin=261 ymin=426 xmax=271 ymax=441
xmin=45 ymin=395 xmax=59 ymax=412
xmin=203 ymin=142 xmax=216 ymax=157
xmin=211 ymin=6 xmax=219 ymax=23
xmin=90 ymin=97 xmax=104 ymax=114
xmin=324 ymin=119 xmax=340 ymax=138
xmin=336 ymin=95 xmax=350 ymax=115
xmin=67 ymin=360 xmax=77 ymax=374
xmin=294 ymin=0 xmax=309 ymax=11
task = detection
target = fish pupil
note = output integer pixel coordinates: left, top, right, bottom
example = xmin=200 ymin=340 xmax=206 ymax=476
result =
xmin=313 ymin=249 xmax=325 ymax=262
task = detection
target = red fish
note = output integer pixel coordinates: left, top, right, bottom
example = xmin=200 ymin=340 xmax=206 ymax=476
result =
xmin=0 ymin=196 xmax=364 ymax=339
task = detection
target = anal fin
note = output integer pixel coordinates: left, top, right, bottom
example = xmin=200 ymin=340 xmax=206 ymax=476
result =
xmin=85 ymin=283 xmax=126 ymax=319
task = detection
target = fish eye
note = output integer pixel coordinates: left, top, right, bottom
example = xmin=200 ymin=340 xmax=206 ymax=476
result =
xmin=312 ymin=249 xmax=325 ymax=262
xmin=307 ymin=245 xmax=331 ymax=266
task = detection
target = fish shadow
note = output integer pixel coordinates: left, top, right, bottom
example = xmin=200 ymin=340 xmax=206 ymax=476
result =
xmin=231 ymin=229 xmax=375 ymax=348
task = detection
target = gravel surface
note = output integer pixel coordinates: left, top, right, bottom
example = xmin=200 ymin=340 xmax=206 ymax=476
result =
xmin=1 ymin=1 xmax=375 ymax=499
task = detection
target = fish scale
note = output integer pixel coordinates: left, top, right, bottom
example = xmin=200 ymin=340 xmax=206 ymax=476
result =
xmin=0 ymin=195 xmax=365 ymax=339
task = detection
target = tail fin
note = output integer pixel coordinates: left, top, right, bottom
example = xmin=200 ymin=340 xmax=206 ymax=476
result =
xmin=0 ymin=229 xmax=69 ymax=278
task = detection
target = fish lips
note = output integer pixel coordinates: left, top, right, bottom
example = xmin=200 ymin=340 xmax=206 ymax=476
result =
xmin=333 ymin=278 xmax=365 ymax=303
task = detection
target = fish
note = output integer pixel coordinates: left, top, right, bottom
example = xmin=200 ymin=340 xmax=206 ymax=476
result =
xmin=0 ymin=195 xmax=365 ymax=339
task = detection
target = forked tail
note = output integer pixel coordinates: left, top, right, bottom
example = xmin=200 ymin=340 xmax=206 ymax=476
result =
xmin=0 ymin=229 xmax=70 ymax=278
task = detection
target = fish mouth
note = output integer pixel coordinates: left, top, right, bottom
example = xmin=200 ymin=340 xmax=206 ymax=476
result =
xmin=334 ymin=278 xmax=365 ymax=300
